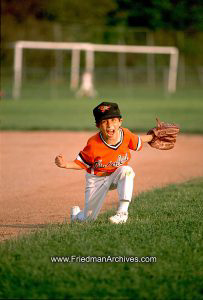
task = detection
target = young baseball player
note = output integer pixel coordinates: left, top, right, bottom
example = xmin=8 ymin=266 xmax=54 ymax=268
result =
xmin=55 ymin=102 xmax=153 ymax=224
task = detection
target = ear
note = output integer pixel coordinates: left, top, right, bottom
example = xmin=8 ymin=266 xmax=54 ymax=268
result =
xmin=119 ymin=118 xmax=123 ymax=125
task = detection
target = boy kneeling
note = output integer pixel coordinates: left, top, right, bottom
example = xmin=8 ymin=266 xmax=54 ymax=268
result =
xmin=55 ymin=102 xmax=152 ymax=224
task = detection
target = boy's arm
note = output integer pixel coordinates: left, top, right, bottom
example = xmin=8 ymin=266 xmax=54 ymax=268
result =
xmin=140 ymin=134 xmax=153 ymax=143
xmin=55 ymin=154 xmax=83 ymax=170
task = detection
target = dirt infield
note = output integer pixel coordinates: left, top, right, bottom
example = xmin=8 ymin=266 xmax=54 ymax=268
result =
xmin=1 ymin=131 xmax=203 ymax=241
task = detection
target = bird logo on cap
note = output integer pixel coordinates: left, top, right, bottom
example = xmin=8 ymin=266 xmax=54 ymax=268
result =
xmin=98 ymin=105 xmax=111 ymax=113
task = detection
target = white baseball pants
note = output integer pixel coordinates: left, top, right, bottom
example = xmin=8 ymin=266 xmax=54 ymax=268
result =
xmin=81 ymin=166 xmax=135 ymax=220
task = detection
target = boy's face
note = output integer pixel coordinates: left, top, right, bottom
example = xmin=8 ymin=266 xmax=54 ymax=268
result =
xmin=97 ymin=117 xmax=123 ymax=140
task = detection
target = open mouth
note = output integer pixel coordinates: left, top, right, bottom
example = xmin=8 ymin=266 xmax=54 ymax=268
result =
xmin=106 ymin=129 xmax=115 ymax=137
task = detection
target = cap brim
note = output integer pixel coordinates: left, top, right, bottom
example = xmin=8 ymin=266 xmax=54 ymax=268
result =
xmin=96 ymin=114 xmax=122 ymax=123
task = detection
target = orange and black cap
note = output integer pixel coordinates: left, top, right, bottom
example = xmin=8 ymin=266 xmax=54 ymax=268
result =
xmin=93 ymin=102 xmax=122 ymax=124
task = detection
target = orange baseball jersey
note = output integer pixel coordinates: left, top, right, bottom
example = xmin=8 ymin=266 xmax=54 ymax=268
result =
xmin=74 ymin=128 xmax=143 ymax=175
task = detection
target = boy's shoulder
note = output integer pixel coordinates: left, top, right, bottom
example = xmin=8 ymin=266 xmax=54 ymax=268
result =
xmin=122 ymin=127 xmax=132 ymax=134
xmin=87 ymin=132 xmax=100 ymax=145
xmin=122 ymin=127 xmax=136 ymax=137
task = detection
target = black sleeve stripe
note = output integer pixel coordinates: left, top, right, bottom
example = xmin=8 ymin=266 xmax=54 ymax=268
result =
xmin=79 ymin=153 xmax=92 ymax=167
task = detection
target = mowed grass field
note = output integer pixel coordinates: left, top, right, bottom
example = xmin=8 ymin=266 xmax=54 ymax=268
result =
xmin=0 ymin=178 xmax=203 ymax=300
xmin=0 ymin=86 xmax=203 ymax=133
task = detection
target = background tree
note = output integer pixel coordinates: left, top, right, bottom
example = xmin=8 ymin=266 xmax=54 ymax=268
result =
xmin=107 ymin=0 xmax=203 ymax=30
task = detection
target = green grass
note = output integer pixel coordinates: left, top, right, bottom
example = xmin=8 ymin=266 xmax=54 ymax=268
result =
xmin=0 ymin=87 xmax=203 ymax=133
xmin=0 ymin=178 xmax=203 ymax=299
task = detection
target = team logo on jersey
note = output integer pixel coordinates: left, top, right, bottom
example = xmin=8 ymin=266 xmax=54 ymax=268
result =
xmin=98 ymin=105 xmax=111 ymax=113
xmin=94 ymin=153 xmax=128 ymax=169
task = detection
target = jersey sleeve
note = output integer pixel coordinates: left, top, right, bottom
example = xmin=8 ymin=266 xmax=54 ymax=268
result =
xmin=128 ymin=130 xmax=143 ymax=151
xmin=74 ymin=141 xmax=93 ymax=170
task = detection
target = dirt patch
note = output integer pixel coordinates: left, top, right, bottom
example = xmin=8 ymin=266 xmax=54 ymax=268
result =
xmin=1 ymin=131 xmax=203 ymax=241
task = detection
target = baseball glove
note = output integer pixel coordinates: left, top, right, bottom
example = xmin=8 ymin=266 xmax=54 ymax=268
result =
xmin=147 ymin=118 xmax=180 ymax=150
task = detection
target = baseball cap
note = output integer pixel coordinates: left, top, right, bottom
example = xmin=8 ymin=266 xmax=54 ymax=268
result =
xmin=93 ymin=102 xmax=122 ymax=124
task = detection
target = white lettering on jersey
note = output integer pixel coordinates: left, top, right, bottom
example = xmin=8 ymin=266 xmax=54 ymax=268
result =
xmin=94 ymin=153 xmax=128 ymax=169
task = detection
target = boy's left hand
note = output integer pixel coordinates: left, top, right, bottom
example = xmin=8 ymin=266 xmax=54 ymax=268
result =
xmin=147 ymin=118 xmax=180 ymax=150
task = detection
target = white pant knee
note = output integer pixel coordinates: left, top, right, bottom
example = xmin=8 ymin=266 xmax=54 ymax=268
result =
xmin=113 ymin=166 xmax=135 ymax=202
xmin=117 ymin=166 xmax=135 ymax=179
